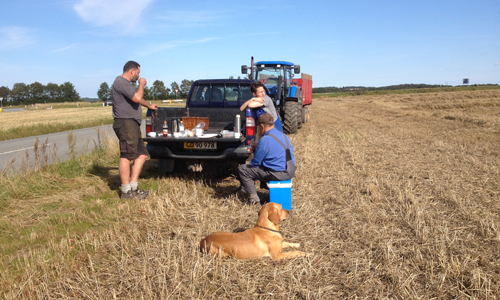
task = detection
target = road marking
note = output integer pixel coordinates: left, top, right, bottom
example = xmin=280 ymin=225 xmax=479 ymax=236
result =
xmin=0 ymin=144 xmax=53 ymax=156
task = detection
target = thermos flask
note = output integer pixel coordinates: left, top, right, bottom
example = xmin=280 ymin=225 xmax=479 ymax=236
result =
xmin=235 ymin=114 xmax=241 ymax=133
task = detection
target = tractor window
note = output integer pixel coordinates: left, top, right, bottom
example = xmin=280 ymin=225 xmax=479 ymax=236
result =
xmin=256 ymin=67 xmax=282 ymax=85
xmin=286 ymin=69 xmax=292 ymax=86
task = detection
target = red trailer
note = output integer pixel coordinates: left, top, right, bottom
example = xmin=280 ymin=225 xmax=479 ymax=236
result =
xmin=293 ymin=73 xmax=312 ymax=123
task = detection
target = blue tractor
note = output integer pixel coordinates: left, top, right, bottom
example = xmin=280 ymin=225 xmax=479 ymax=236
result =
xmin=241 ymin=57 xmax=303 ymax=134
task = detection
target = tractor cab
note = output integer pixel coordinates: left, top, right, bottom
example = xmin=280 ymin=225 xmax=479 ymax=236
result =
xmin=242 ymin=60 xmax=300 ymax=106
xmin=241 ymin=58 xmax=303 ymax=134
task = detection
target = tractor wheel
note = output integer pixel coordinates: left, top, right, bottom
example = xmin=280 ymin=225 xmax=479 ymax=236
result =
xmin=297 ymin=91 xmax=303 ymax=129
xmin=283 ymin=100 xmax=298 ymax=134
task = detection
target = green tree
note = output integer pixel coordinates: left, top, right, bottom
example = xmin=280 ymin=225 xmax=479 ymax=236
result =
xmin=59 ymin=82 xmax=80 ymax=102
xmin=30 ymin=82 xmax=45 ymax=103
xmin=143 ymin=86 xmax=151 ymax=100
xmin=45 ymin=83 xmax=60 ymax=102
xmin=152 ymin=80 xmax=168 ymax=100
xmin=179 ymin=79 xmax=194 ymax=98
xmin=97 ymin=82 xmax=111 ymax=101
xmin=0 ymin=86 xmax=9 ymax=107
xmin=11 ymin=83 xmax=29 ymax=104
xmin=0 ymin=86 xmax=10 ymax=98
xmin=170 ymin=81 xmax=179 ymax=99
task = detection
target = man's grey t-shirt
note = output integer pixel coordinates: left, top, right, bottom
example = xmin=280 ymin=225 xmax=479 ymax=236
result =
xmin=112 ymin=76 xmax=142 ymax=124
xmin=262 ymin=95 xmax=278 ymax=122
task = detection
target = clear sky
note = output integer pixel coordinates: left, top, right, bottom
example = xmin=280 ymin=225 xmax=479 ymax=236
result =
xmin=1 ymin=0 xmax=499 ymax=98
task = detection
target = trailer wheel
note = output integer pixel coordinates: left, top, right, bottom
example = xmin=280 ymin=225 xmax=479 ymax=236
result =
xmin=306 ymin=107 xmax=311 ymax=123
xmin=283 ymin=100 xmax=298 ymax=134
xmin=302 ymin=104 xmax=307 ymax=124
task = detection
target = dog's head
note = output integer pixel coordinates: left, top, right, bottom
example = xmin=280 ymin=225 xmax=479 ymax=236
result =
xmin=257 ymin=202 xmax=289 ymax=227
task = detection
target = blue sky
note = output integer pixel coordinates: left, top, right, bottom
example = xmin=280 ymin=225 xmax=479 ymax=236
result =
xmin=1 ymin=0 xmax=499 ymax=97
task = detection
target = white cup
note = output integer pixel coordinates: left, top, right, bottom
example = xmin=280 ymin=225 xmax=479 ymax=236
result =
xmin=195 ymin=128 xmax=203 ymax=136
xmin=147 ymin=132 xmax=157 ymax=137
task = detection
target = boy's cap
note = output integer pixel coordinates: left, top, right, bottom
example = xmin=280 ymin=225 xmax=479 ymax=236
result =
xmin=257 ymin=113 xmax=274 ymax=125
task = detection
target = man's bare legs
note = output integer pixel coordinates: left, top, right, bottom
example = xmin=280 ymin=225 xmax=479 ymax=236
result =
xmin=119 ymin=154 xmax=148 ymax=185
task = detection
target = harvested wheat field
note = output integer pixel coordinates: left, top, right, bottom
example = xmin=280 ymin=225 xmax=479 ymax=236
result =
xmin=3 ymin=89 xmax=500 ymax=299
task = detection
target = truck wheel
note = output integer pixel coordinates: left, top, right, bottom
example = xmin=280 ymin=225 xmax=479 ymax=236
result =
xmin=297 ymin=91 xmax=303 ymax=129
xmin=283 ymin=100 xmax=298 ymax=134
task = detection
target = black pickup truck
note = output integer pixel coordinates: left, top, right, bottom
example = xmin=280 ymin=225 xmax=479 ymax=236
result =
xmin=143 ymin=79 xmax=259 ymax=172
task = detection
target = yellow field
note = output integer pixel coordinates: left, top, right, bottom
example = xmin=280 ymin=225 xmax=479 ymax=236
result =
xmin=1 ymin=89 xmax=500 ymax=298
xmin=0 ymin=106 xmax=113 ymax=131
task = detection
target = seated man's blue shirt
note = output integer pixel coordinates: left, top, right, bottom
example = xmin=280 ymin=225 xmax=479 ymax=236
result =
xmin=250 ymin=128 xmax=296 ymax=171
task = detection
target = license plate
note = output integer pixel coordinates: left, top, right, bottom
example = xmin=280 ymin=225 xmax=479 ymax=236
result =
xmin=184 ymin=142 xmax=217 ymax=149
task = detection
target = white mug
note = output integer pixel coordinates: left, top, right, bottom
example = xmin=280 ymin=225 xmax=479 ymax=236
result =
xmin=195 ymin=128 xmax=203 ymax=136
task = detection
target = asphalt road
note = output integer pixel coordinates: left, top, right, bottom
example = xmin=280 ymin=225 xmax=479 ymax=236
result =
xmin=0 ymin=123 xmax=145 ymax=173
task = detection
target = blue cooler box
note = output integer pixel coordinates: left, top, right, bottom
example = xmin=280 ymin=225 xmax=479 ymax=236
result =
xmin=267 ymin=179 xmax=292 ymax=210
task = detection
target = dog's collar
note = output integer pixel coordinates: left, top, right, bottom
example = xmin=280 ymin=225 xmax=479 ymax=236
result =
xmin=255 ymin=225 xmax=283 ymax=236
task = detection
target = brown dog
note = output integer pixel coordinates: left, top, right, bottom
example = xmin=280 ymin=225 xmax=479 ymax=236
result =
xmin=200 ymin=202 xmax=309 ymax=260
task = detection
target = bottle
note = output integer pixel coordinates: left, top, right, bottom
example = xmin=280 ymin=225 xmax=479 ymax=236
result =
xmin=179 ymin=120 xmax=184 ymax=131
xmin=163 ymin=121 xmax=168 ymax=137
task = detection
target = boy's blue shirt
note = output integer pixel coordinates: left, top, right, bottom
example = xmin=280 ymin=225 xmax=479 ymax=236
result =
xmin=250 ymin=128 xmax=295 ymax=171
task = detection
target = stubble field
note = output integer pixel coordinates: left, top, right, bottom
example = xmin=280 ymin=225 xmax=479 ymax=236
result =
xmin=1 ymin=89 xmax=500 ymax=299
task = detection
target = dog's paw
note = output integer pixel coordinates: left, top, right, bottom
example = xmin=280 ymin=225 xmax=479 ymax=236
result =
xmin=282 ymin=241 xmax=300 ymax=248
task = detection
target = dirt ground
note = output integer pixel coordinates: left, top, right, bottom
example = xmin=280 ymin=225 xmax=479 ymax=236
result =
xmin=4 ymin=89 xmax=500 ymax=299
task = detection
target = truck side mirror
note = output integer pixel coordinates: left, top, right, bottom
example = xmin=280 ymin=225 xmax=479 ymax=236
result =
xmin=294 ymin=65 xmax=300 ymax=74
xmin=241 ymin=65 xmax=248 ymax=74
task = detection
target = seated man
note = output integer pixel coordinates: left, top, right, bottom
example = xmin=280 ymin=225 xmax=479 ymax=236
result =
xmin=237 ymin=113 xmax=296 ymax=205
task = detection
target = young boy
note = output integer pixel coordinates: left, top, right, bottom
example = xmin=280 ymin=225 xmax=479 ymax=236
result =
xmin=240 ymin=81 xmax=283 ymax=132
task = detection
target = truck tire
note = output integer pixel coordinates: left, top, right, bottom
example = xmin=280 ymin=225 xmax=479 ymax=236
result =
xmin=297 ymin=91 xmax=303 ymax=129
xmin=283 ymin=100 xmax=298 ymax=134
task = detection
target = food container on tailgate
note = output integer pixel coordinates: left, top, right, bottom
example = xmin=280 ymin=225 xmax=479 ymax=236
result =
xmin=182 ymin=117 xmax=210 ymax=130
xmin=266 ymin=179 xmax=292 ymax=210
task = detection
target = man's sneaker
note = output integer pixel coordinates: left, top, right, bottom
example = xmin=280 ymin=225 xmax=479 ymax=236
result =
xmin=247 ymin=196 xmax=261 ymax=205
xmin=132 ymin=188 xmax=149 ymax=200
xmin=120 ymin=189 xmax=149 ymax=200
xmin=120 ymin=190 xmax=135 ymax=199
xmin=236 ymin=189 xmax=249 ymax=201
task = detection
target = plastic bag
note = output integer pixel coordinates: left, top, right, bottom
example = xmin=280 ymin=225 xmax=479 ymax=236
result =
xmin=194 ymin=122 xmax=205 ymax=129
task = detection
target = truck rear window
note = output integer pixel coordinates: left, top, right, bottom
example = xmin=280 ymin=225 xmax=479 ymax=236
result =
xmin=190 ymin=82 xmax=252 ymax=107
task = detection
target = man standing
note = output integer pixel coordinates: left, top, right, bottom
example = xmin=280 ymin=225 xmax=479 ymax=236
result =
xmin=237 ymin=113 xmax=296 ymax=205
xmin=112 ymin=61 xmax=158 ymax=199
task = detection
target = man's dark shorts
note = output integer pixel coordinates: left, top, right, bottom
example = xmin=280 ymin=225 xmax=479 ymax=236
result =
xmin=113 ymin=119 xmax=149 ymax=160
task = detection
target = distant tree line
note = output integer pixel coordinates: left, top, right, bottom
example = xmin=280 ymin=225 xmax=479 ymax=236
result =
xmin=312 ymin=83 xmax=499 ymax=93
xmin=0 ymin=82 xmax=80 ymax=105
xmin=97 ymin=79 xmax=195 ymax=101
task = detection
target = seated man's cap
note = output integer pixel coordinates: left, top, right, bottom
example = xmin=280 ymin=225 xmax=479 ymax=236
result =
xmin=257 ymin=113 xmax=274 ymax=125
